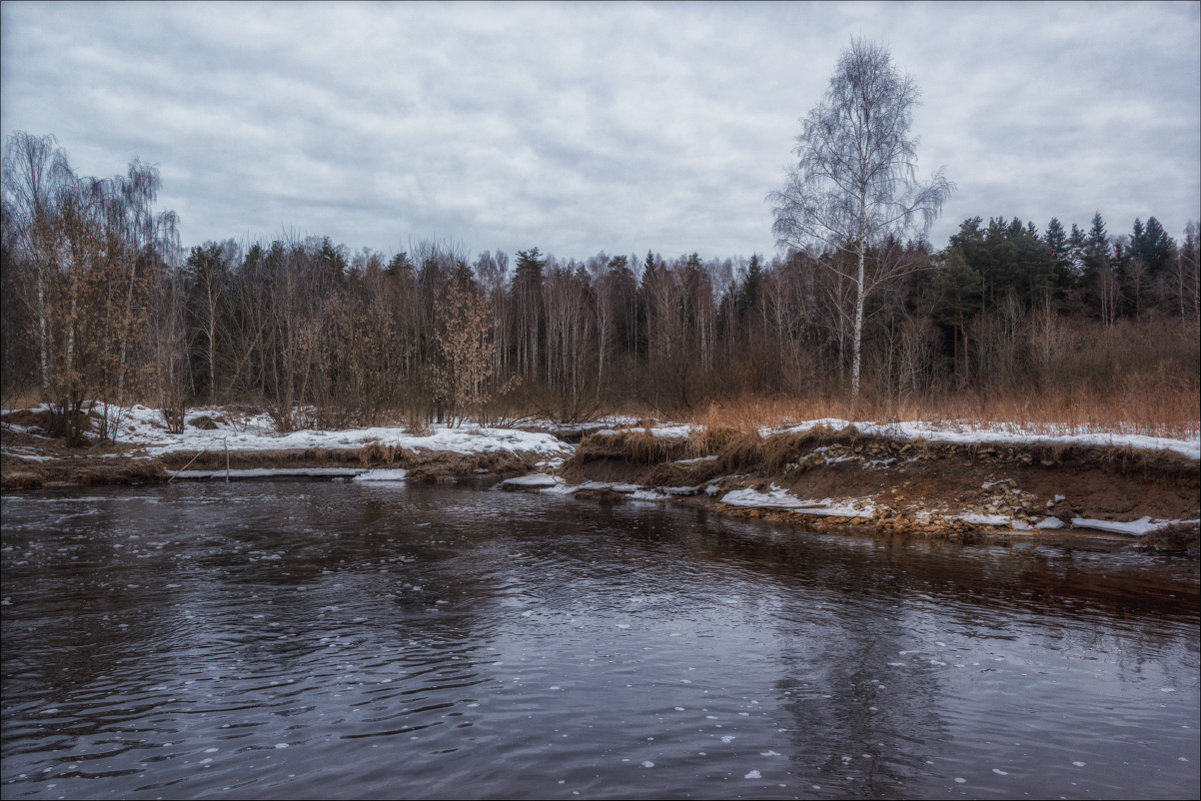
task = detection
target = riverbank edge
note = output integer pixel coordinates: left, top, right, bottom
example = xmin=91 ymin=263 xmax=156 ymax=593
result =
xmin=5 ymin=421 xmax=1199 ymax=554
xmin=558 ymin=427 xmax=1199 ymax=552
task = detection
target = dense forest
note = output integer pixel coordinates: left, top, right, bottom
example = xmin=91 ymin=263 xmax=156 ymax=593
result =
xmin=2 ymin=131 xmax=1198 ymax=443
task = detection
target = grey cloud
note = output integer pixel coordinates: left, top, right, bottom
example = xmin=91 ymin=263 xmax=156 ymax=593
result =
xmin=2 ymin=1 xmax=1197 ymax=261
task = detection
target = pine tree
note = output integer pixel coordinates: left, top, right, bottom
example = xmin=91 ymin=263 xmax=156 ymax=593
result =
xmin=1044 ymin=217 xmax=1072 ymax=292
xmin=1082 ymin=212 xmax=1110 ymax=282
xmin=738 ymin=253 xmax=763 ymax=315
xmin=513 ymin=248 xmax=545 ymax=378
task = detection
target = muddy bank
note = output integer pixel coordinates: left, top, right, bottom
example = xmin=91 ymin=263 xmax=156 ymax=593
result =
xmin=0 ymin=428 xmax=540 ymax=489
xmin=4 ymin=421 xmax=1198 ymax=553
xmin=557 ymin=427 xmax=1200 ymax=552
xmin=156 ymin=443 xmax=538 ymax=482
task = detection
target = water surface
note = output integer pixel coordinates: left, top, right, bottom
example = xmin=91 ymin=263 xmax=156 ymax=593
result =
xmin=2 ymin=482 xmax=1197 ymax=799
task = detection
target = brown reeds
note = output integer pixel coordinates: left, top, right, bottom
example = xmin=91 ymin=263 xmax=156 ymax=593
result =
xmin=573 ymin=429 xmax=692 ymax=465
xmin=679 ymin=375 xmax=1197 ymax=441
xmin=359 ymin=440 xmax=402 ymax=465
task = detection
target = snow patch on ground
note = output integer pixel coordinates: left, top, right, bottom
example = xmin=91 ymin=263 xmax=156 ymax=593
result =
xmin=775 ymin=419 xmax=1200 ymax=460
xmin=170 ymin=467 xmax=365 ymax=480
xmin=720 ymin=486 xmax=874 ymax=518
xmin=500 ymin=473 xmax=563 ymax=489
xmin=15 ymin=404 xmax=578 ymax=460
xmin=0 ymin=447 xmax=55 ymax=462
xmin=799 ymin=503 xmax=876 ymax=519
xmin=594 ymin=424 xmax=694 ymax=440
xmin=675 ymin=454 xmax=719 ymax=464
xmin=6 ymin=405 xmax=1195 ymax=462
xmin=1070 ymin=516 xmax=1197 ymax=536
xmin=721 ymin=486 xmax=825 ymax=510
xmin=957 ymin=513 xmax=1012 ymax=527
xmin=353 ymin=468 xmax=409 ymax=482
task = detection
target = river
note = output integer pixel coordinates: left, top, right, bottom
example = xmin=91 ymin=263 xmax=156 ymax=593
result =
xmin=1 ymin=481 xmax=1197 ymax=799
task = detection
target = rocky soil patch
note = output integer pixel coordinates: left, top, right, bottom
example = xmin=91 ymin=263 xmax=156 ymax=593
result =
xmin=559 ymin=427 xmax=1200 ymax=551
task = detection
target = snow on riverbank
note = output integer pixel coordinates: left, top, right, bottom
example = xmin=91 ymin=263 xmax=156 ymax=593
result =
xmin=585 ymin=417 xmax=1199 ymax=460
xmin=594 ymin=423 xmax=695 ymax=439
xmin=721 ymin=485 xmax=875 ymax=518
xmin=2 ymin=404 xmax=575 ymax=460
xmin=3 ymin=404 xmax=1196 ymax=461
xmin=774 ymin=419 xmax=1200 ymax=461
xmin=4 ymin=404 xmax=1196 ymax=542
xmin=1070 ymin=516 xmax=1201 ymax=536
xmin=171 ymin=467 xmax=366 ymax=480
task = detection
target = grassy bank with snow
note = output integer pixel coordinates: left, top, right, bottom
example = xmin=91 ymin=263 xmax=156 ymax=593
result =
xmin=3 ymin=403 xmax=1198 ymax=552
xmin=553 ymin=424 xmax=1198 ymax=550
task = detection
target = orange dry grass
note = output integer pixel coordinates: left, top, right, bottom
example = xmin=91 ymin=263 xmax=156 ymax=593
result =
xmin=576 ymin=429 xmax=691 ymax=465
xmin=692 ymin=396 xmax=808 ymax=433
xmin=684 ymin=381 xmax=1198 ymax=441
xmin=1 ymin=387 xmax=42 ymax=412
xmin=926 ymin=381 xmax=1199 ymax=439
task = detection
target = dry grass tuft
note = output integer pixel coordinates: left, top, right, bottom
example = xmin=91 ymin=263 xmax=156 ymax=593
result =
xmin=690 ymin=396 xmax=825 ymax=432
xmin=1137 ymin=522 xmax=1200 ymax=555
xmin=646 ymin=460 xmax=724 ymax=487
xmin=1 ymin=466 xmax=48 ymax=489
xmin=687 ymin=425 xmax=747 ymax=459
xmin=574 ymin=429 xmax=690 ymax=465
xmin=711 ymin=426 xmax=847 ymax=473
xmin=358 ymin=440 xmax=403 ymax=466
xmin=712 ymin=430 xmax=766 ymax=471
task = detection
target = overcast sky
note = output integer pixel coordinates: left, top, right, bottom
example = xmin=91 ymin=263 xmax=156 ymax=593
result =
xmin=2 ymin=1 xmax=1198 ymax=263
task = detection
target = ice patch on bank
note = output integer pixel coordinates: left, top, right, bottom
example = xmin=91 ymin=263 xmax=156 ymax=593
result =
xmin=353 ymin=468 xmax=409 ymax=482
xmin=952 ymin=512 xmax=1192 ymax=536
xmin=720 ymin=485 xmax=874 ymax=518
xmin=1070 ymin=516 xmax=1198 ymax=536
xmin=170 ymin=467 xmax=365 ymax=480
xmin=500 ymin=473 xmax=563 ymax=489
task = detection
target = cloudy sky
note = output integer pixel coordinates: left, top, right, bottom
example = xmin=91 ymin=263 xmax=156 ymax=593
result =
xmin=2 ymin=1 xmax=1198 ymax=262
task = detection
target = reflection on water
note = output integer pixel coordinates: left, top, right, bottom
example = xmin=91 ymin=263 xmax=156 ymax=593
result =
xmin=2 ymin=482 xmax=1197 ymax=800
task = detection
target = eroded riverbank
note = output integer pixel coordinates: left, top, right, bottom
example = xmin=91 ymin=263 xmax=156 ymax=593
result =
xmin=554 ymin=426 xmax=1200 ymax=552
xmin=3 ymin=409 xmax=1197 ymax=553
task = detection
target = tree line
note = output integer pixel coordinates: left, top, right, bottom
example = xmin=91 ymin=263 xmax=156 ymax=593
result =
xmin=2 ymin=130 xmax=1198 ymax=439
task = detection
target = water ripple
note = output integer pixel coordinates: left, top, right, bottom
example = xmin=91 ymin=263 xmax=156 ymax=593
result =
xmin=2 ymin=483 xmax=1197 ymax=800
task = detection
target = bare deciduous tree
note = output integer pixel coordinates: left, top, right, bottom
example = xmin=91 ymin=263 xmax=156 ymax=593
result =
xmin=435 ymin=263 xmax=496 ymax=424
xmin=2 ymin=132 xmax=68 ymax=395
xmin=770 ymin=38 xmax=952 ymax=405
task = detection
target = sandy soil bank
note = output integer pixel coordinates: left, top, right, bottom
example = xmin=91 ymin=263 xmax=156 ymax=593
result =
xmin=0 ymin=431 xmax=538 ymax=489
xmin=555 ymin=427 xmax=1200 ymax=553
xmin=3 ymin=415 xmax=1197 ymax=553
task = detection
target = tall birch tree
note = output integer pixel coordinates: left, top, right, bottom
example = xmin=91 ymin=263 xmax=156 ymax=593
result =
xmin=769 ymin=38 xmax=952 ymax=405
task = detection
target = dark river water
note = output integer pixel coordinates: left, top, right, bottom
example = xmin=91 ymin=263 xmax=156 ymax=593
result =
xmin=1 ymin=481 xmax=1197 ymax=800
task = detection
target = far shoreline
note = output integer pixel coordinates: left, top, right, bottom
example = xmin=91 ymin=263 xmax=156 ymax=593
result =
xmin=4 ymin=410 xmax=1197 ymax=555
